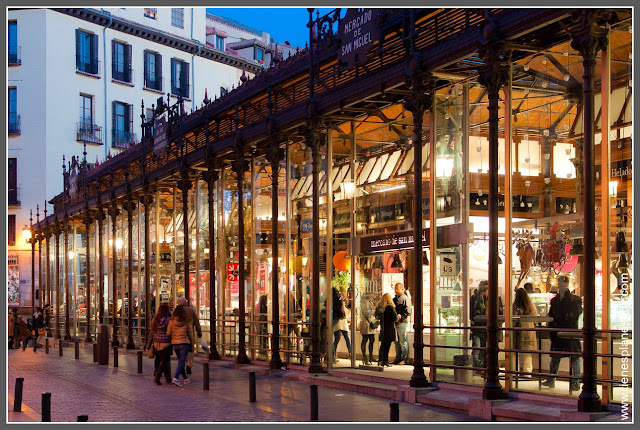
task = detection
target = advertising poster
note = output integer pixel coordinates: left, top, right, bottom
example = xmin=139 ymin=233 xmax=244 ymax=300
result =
xmin=8 ymin=264 xmax=20 ymax=306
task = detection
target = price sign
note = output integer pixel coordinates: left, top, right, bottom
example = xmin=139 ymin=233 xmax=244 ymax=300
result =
xmin=440 ymin=254 xmax=457 ymax=277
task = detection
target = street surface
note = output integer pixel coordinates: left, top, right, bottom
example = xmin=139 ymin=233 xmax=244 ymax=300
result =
xmin=8 ymin=346 xmax=474 ymax=422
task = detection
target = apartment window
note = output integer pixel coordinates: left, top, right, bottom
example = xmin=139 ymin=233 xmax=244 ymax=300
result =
xmin=112 ymin=40 xmax=132 ymax=83
xmin=170 ymin=58 xmax=189 ymax=98
xmin=8 ymin=215 xmax=16 ymax=246
xmin=8 ymin=87 xmax=20 ymax=135
xmin=171 ymin=8 xmax=184 ymax=29
xmin=144 ymin=8 xmax=157 ymax=19
xmin=256 ymin=47 xmax=264 ymax=62
xmin=77 ymin=94 xmax=102 ymax=143
xmin=144 ymin=50 xmax=162 ymax=91
xmin=112 ymin=101 xmax=134 ymax=148
xmin=75 ymin=29 xmax=99 ymax=75
xmin=9 ymin=158 xmax=18 ymax=206
xmin=80 ymin=94 xmax=93 ymax=126
xmin=216 ymin=36 xmax=224 ymax=51
xmin=8 ymin=21 xmax=20 ymax=65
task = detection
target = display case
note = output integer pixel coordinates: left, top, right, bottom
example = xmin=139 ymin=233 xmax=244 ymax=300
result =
xmin=528 ymin=292 xmax=554 ymax=316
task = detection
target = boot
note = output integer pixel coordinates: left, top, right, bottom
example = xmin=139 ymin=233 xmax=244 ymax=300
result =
xmin=541 ymin=379 xmax=555 ymax=388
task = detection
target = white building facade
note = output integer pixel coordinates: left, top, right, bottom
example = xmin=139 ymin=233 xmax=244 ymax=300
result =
xmin=8 ymin=7 xmax=259 ymax=309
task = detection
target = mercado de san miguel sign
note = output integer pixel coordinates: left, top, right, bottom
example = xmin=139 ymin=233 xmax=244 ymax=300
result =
xmin=357 ymin=224 xmax=470 ymax=254
xmin=338 ymin=9 xmax=381 ymax=69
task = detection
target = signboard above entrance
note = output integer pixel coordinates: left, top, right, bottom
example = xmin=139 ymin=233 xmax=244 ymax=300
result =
xmin=338 ymin=9 xmax=381 ymax=69
xmin=357 ymin=223 xmax=470 ymax=254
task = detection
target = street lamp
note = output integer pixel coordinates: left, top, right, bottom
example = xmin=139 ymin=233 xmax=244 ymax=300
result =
xmin=26 ymin=210 xmax=36 ymax=323
xmin=22 ymin=224 xmax=32 ymax=242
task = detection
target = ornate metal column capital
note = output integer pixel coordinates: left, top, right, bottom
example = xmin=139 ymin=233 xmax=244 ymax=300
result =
xmin=569 ymin=10 xmax=609 ymax=66
xmin=231 ymin=149 xmax=249 ymax=176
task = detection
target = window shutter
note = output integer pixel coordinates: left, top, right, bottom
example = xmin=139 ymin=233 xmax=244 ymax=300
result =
xmin=126 ymin=104 xmax=133 ymax=135
xmin=111 ymin=40 xmax=116 ymax=79
xmin=126 ymin=44 xmax=132 ymax=83
xmin=171 ymin=59 xmax=176 ymax=95
xmin=156 ymin=53 xmax=162 ymax=90
xmin=143 ymin=51 xmax=149 ymax=87
xmin=91 ymin=33 xmax=99 ymax=74
xmin=112 ymin=101 xmax=117 ymax=144
xmin=75 ymin=29 xmax=81 ymax=70
xmin=181 ymin=61 xmax=189 ymax=97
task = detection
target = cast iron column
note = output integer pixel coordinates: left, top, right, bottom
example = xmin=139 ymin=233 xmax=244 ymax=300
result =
xmin=204 ymin=150 xmax=220 ymax=360
xmin=125 ymin=198 xmax=136 ymax=350
xmin=63 ymin=222 xmax=71 ymax=340
xmin=267 ymin=139 xmax=285 ymax=370
xmin=83 ymin=213 xmax=93 ymax=342
xmin=571 ymin=10 xmax=607 ymax=413
xmin=97 ymin=209 xmax=105 ymax=325
xmin=45 ymin=226 xmax=51 ymax=336
xmin=177 ymin=173 xmax=192 ymax=302
xmin=54 ymin=224 xmax=61 ymax=338
xmin=110 ymin=202 xmax=119 ymax=347
xmin=30 ymin=211 xmax=35 ymax=325
xmin=232 ymin=149 xmax=251 ymax=364
xmin=478 ymin=28 xmax=508 ymax=400
xmin=142 ymin=192 xmax=152 ymax=345
xmin=404 ymin=73 xmax=432 ymax=388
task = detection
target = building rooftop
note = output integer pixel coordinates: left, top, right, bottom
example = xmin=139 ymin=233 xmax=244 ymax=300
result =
xmin=206 ymin=13 xmax=264 ymax=37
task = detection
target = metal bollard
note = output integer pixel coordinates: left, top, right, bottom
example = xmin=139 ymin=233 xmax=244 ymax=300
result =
xmin=137 ymin=350 xmax=143 ymax=373
xmin=113 ymin=347 xmax=118 ymax=367
xmin=77 ymin=415 xmax=88 ymax=422
xmin=14 ymin=377 xmax=24 ymax=412
xmin=42 ymin=392 xmax=51 ymax=422
xmin=59 ymin=341 xmax=63 ymax=357
xmin=45 ymin=338 xmax=49 ymax=354
xmin=33 ymin=337 xmax=37 ymax=352
xmin=390 ymin=402 xmax=399 ymax=422
xmin=203 ymin=362 xmax=210 ymax=390
xmin=75 ymin=341 xmax=80 ymax=359
xmin=310 ymin=384 xmax=318 ymax=421
xmin=93 ymin=343 xmax=98 ymax=363
xmin=249 ymin=371 xmax=256 ymax=403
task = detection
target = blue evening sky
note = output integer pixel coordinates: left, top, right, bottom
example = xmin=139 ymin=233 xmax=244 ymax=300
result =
xmin=206 ymin=7 xmax=335 ymax=49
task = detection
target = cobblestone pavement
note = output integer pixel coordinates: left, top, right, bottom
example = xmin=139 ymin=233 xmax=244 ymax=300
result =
xmin=8 ymin=344 xmax=473 ymax=422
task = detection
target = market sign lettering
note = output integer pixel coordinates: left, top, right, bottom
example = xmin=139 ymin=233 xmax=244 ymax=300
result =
xmin=338 ymin=9 xmax=380 ymax=69
xmin=358 ymin=223 xmax=469 ymax=254
xmin=153 ymin=115 xmax=168 ymax=157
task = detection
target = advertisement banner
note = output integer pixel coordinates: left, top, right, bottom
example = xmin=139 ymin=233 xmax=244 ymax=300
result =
xmin=8 ymin=264 xmax=20 ymax=306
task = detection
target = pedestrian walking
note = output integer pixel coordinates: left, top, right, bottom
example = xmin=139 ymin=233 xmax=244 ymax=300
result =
xmin=176 ymin=296 xmax=201 ymax=375
xmin=8 ymin=308 xmax=19 ymax=349
xmin=15 ymin=315 xmax=31 ymax=350
xmin=375 ymin=293 xmax=397 ymax=367
xmin=34 ymin=308 xmax=46 ymax=347
xmin=167 ymin=305 xmax=195 ymax=387
xmin=332 ymin=289 xmax=351 ymax=362
xmin=145 ymin=304 xmax=172 ymax=385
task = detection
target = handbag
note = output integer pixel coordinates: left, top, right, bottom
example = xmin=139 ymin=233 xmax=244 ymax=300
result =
xmin=148 ymin=347 xmax=155 ymax=359
xmin=369 ymin=319 xmax=380 ymax=330
xmin=38 ymin=328 xmax=46 ymax=336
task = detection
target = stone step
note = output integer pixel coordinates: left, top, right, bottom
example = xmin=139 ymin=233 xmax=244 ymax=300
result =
xmin=329 ymin=369 xmax=409 ymax=386
xmin=298 ymin=373 xmax=403 ymax=401
xmin=491 ymin=401 xmax=564 ymax=422
xmin=433 ymin=381 xmax=485 ymax=395
xmin=416 ymin=389 xmax=482 ymax=413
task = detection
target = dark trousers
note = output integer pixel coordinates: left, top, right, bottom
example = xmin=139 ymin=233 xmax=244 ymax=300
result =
xmin=548 ymin=354 xmax=581 ymax=384
xmin=361 ymin=334 xmax=375 ymax=362
xmin=333 ymin=330 xmax=351 ymax=357
xmin=379 ymin=340 xmax=392 ymax=365
xmin=154 ymin=347 xmax=172 ymax=382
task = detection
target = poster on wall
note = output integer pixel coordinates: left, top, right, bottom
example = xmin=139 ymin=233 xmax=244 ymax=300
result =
xmin=8 ymin=264 xmax=20 ymax=306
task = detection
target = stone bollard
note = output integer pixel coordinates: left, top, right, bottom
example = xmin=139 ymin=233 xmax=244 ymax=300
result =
xmin=93 ymin=343 xmax=98 ymax=363
xmin=310 ymin=384 xmax=318 ymax=421
xmin=45 ymin=338 xmax=49 ymax=354
xmin=113 ymin=347 xmax=118 ymax=367
xmin=203 ymin=362 xmax=210 ymax=390
xmin=137 ymin=350 xmax=143 ymax=373
xmin=249 ymin=371 xmax=256 ymax=403
xmin=77 ymin=415 xmax=88 ymax=422
xmin=59 ymin=341 xmax=63 ymax=357
xmin=390 ymin=402 xmax=399 ymax=422
xmin=75 ymin=341 xmax=80 ymax=360
xmin=42 ymin=392 xmax=51 ymax=422
xmin=14 ymin=377 xmax=24 ymax=412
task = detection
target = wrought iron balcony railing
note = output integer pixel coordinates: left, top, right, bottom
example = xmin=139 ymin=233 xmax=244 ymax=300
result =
xmin=143 ymin=75 xmax=164 ymax=93
xmin=112 ymin=129 xmax=137 ymax=149
xmin=77 ymin=122 xmax=103 ymax=144
xmin=9 ymin=46 xmax=21 ymax=65
xmin=8 ymin=113 xmax=21 ymax=135
xmin=76 ymin=55 xmax=101 ymax=77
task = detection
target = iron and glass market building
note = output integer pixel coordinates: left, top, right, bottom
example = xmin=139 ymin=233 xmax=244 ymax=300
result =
xmin=31 ymin=7 xmax=633 ymax=417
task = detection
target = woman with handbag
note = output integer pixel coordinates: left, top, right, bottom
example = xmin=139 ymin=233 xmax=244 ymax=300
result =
xmin=167 ymin=305 xmax=195 ymax=387
xmin=35 ymin=308 xmax=46 ymax=348
xmin=145 ymin=304 xmax=172 ymax=386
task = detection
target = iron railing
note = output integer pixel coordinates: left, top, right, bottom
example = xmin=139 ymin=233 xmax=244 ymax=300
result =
xmin=8 ymin=113 xmax=21 ymax=135
xmin=143 ymin=75 xmax=164 ymax=93
xmin=112 ymin=129 xmax=137 ymax=149
xmin=8 ymin=185 xmax=21 ymax=207
xmin=76 ymin=55 xmax=100 ymax=77
xmin=77 ymin=122 xmax=103 ymax=144
xmin=9 ymin=45 xmax=21 ymax=65
xmin=112 ymin=67 xmax=134 ymax=86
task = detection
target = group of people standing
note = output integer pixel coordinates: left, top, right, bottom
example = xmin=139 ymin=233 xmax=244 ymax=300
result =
xmin=145 ymin=296 xmax=202 ymax=387
xmin=8 ymin=307 xmax=46 ymax=350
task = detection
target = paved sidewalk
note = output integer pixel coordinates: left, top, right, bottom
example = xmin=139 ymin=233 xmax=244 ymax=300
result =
xmin=8 ymin=345 xmax=474 ymax=422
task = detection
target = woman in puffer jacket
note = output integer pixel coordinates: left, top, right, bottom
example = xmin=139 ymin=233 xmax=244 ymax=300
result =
xmin=145 ymin=304 xmax=172 ymax=385
xmin=166 ymin=305 xmax=195 ymax=387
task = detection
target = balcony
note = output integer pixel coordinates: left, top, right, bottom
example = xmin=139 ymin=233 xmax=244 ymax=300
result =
xmin=8 ymin=114 xmax=21 ymax=135
xmin=8 ymin=186 xmax=21 ymax=207
xmin=112 ymin=67 xmax=134 ymax=87
xmin=77 ymin=122 xmax=103 ymax=144
xmin=9 ymin=46 xmax=21 ymax=66
xmin=112 ymin=129 xmax=137 ymax=149
xmin=76 ymin=56 xmax=101 ymax=78
xmin=143 ymin=76 xmax=164 ymax=93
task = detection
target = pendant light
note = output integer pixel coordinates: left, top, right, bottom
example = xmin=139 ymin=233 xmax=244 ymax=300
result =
xmin=391 ymin=253 xmax=403 ymax=270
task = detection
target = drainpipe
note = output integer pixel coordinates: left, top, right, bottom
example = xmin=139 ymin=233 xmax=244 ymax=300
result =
xmin=101 ymin=8 xmax=112 ymax=159
xmin=191 ymin=41 xmax=201 ymax=106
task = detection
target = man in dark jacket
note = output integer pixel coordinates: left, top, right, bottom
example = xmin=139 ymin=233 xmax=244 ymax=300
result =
xmin=542 ymin=277 xmax=582 ymax=390
xmin=392 ymin=283 xmax=411 ymax=365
